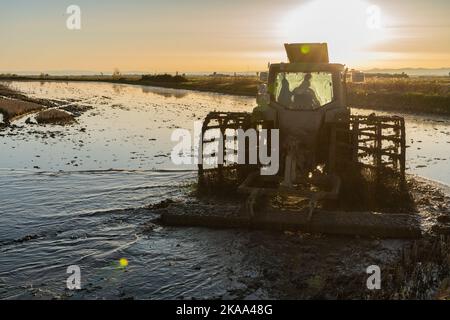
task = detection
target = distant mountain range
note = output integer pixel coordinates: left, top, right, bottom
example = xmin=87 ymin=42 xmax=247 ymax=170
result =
xmin=363 ymin=68 xmax=450 ymax=77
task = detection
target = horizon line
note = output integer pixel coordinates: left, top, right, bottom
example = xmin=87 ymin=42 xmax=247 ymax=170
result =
xmin=1 ymin=66 xmax=450 ymax=76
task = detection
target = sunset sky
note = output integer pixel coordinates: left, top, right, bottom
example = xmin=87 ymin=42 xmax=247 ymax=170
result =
xmin=0 ymin=0 xmax=449 ymax=73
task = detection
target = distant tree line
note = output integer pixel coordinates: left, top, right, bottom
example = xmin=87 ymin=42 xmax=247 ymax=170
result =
xmin=141 ymin=74 xmax=188 ymax=83
xmin=0 ymin=73 xmax=18 ymax=78
xmin=365 ymin=72 xmax=409 ymax=79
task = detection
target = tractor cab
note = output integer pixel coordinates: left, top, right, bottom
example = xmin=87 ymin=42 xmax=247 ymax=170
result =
xmin=255 ymin=43 xmax=350 ymax=181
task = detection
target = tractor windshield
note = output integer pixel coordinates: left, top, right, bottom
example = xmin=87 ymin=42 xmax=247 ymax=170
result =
xmin=274 ymin=71 xmax=334 ymax=110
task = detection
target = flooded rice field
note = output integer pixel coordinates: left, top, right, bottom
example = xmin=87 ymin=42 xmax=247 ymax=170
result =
xmin=0 ymin=81 xmax=449 ymax=299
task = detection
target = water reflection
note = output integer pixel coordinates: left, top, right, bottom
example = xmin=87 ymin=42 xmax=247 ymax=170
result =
xmin=0 ymin=81 xmax=254 ymax=173
xmin=141 ymin=86 xmax=189 ymax=99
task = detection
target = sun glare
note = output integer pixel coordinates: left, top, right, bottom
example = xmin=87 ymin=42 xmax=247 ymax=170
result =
xmin=278 ymin=0 xmax=391 ymax=66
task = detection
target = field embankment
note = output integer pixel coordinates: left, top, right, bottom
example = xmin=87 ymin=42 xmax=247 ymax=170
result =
xmin=35 ymin=109 xmax=75 ymax=125
xmin=0 ymin=97 xmax=44 ymax=123
xmin=347 ymin=78 xmax=450 ymax=115
xmin=140 ymin=76 xmax=259 ymax=96
xmin=120 ymin=76 xmax=450 ymax=115
xmin=0 ymin=84 xmax=76 ymax=125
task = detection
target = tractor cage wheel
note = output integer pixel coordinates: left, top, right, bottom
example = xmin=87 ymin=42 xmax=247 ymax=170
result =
xmin=198 ymin=112 xmax=257 ymax=191
xmin=346 ymin=114 xmax=406 ymax=182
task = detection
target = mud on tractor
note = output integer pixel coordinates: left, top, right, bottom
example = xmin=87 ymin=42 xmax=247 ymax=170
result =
xmin=167 ymin=44 xmax=418 ymax=238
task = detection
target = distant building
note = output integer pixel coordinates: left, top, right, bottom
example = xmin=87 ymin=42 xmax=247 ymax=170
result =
xmin=209 ymin=72 xmax=229 ymax=77
xmin=351 ymin=70 xmax=365 ymax=83
xmin=259 ymin=72 xmax=269 ymax=82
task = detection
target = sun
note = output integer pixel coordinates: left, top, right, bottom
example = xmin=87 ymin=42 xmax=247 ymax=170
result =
xmin=277 ymin=0 xmax=391 ymax=66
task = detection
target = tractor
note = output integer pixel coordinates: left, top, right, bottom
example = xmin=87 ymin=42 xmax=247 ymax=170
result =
xmin=166 ymin=43 xmax=418 ymax=238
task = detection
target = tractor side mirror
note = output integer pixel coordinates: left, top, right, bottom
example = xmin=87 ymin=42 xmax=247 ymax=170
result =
xmin=257 ymin=84 xmax=270 ymax=106
xmin=258 ymin=84 xmax=268 ymax=95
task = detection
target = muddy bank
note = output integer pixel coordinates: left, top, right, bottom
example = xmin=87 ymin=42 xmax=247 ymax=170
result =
xmin=0 ymin=84 xmax=87 ymax=126
xmin=0 ymin=97 xmax=44 ymax=124
xmin=0 ymin=84 xmax=56 ymax=110
xmin=144 ymin=176 xmax=450 ymax=299
xmin=35 ymin=109 xmax=75 ymax=125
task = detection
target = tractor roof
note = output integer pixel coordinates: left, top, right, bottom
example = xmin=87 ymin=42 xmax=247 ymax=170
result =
xmin=276 ymin=43 xmax=345 ymax=73
xmin=284 ymin=43 xmax=329 ymax=63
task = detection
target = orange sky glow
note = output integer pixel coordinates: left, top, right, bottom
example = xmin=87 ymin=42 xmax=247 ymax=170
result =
xmin=0 ymin=0 xmax=449 ymax=74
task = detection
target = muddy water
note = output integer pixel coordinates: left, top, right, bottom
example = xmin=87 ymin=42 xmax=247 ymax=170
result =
xmin=0 ymin=81 xmax=449 ymax=299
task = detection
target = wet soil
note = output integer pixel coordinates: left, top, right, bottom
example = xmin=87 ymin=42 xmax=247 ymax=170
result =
xmin=144 ymin=175 xmax=450 ymax=299
xmin=35 ymin=109 xmax=76 ymax=125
